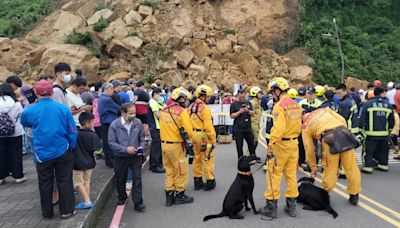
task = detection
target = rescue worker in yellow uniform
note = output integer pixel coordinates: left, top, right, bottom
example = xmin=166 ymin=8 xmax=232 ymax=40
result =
xmin=250 ymin=86 xmax=264 ymax=150
xmin=159 ymin=87 xmax=194 ymax=207
xmin=259 ymin=77 xmax=302 ymax=218
xmin=188 ymin=85 xmax=217 ymax=191
xmin=302 ymin=108 xmax=361 ymax=205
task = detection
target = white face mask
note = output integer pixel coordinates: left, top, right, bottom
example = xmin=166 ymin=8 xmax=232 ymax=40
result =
xmin=63 ymin=74 xmax=72 ymax=83
xmin=157 ymin=96 xmax=164 ymax=104
xmin=127 ymin=114 xmax=136 ymax=121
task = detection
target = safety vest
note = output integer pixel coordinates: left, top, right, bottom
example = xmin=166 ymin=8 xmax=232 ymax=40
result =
xmin=365 ymin=107 xmax=392 ymax=136
xmin=299 ymin=98 xmax=322 ymax=113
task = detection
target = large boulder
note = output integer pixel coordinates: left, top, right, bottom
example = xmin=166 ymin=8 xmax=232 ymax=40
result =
xmin=345 ymin=76 xmax=369 ymax=90
xmin=242 ymin=58 xmax=261 ymax=76
xmin=101 ymin=18 xmax=128 ymax=41
xmin=53 ymin=11 xmax=85 ymax=35
xmin=175 ymin=49 xmax=195 ymax=69
xmin=106 ymin=39 xmax=138 ymax=58
xmin=107 ymin=71 xmax=132 ymax=82
xmin=288 ymin=65 xmax=313 ymax=83
xmin=124 ymin=10 xmax=142 ymax=25
xmin=0 ymin=66 xmax=14 ymax=82
xmin=190 ymin=40 xmax=210 ymax=59
xmin=0 ymin=38 xmax=12 ymax=51
xmin=160 ymin=70 xmax=185 ymax=86
xmin=87 ymin=9 xmax=114 ymax=26
xmin=40 ymin=44 xmax=100 ymax=82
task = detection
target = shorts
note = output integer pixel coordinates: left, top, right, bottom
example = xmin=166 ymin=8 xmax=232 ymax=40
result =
xmin=136 ymin=114 xmax=148 ymax=124
xmin=73 ymin=169 xmax=93 ymax=188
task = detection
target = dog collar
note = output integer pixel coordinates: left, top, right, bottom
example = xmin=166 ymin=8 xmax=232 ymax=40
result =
xmin=238 ymin=171 xmax=252 ymax=176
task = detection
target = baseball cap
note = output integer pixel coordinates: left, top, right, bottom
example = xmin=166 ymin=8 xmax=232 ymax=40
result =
xmin=111 ymin=80 xmax=123 ymax=87
xmin=306 ymin=86 xmax=316 ymax=94
xmin=298 ymin=87 xmax=306 ymax=96
xmin=128 ymin=79 xmax=137 ymax=85
xmin=34 ymin=80 xmax=53 ymax=96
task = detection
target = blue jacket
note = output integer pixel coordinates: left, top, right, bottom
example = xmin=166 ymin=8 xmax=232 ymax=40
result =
xmin=20 ymin=98 xmax=77 ymax=163
xmin=118 ymin=91 xmax=130 ymax=104
xmin=98 ymin=94 xmax=120 ymax=124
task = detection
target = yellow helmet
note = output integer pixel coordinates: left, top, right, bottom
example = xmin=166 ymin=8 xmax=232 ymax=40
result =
xmin=287 ymin=88 xmax=298 ymax=99
xmin=315 ymin=85 xmax=325 ymax=96
xmin=171 ymin=87 xmax=191 ymax=101
xmin=250 ymin=86 xmax=262 ymax=97
xmin=267 ymin=77 xmax=289 ymax=92
xmin=194 ymin=84 xmax=212 ymax=97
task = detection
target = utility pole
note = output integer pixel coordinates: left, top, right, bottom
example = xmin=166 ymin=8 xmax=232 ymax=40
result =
xmin=333 ymin=18 xmax=345 ymax=83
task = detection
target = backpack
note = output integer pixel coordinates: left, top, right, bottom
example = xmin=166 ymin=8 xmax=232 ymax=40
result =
xmin=0 ymin=112 xmax=15 ymax=136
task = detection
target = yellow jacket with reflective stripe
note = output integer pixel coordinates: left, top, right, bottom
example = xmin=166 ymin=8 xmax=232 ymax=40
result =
xmin=250 ymin=97 xmax=262 ymax=131
xmin=160 ymin=104 xmax=194 ymax=142
xmin=269 ymin=95 xmax=302 ymax=145
xmin=188 ymin=99 xmax=216 ymax=144
xmin=301 ymin=108 xmax=347 ymax=171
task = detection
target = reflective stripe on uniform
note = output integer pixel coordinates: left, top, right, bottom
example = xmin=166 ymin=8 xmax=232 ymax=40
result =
xmin=347 ymin=104 xmax=359 ymax=133
xmin=365 ymin=107 xmax=392 ymax=136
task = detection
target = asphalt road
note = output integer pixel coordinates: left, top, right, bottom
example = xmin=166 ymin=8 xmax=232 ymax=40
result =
xmin=96 ymin=143 xmax=400 ymax=228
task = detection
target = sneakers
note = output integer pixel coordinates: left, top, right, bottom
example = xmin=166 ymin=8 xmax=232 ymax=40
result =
xmin=175 ymin=191 xmax=194 ymax=205
xmin=376 ymin=164 xmax=389 ymax=172
xmin=134 ymin=203 xmax=146 ymax=212
xmin=15 ymin=177 xmax=27 ymax=184
xmin=349 ymin=194 xmax=359 ymax=205
xmin=75 ymin=201 xmax=93 ymax=209
xmin=361 ymin=166 xmax=373 ymax=174
xmin=60 ymin=211 xmax=76 ymax=219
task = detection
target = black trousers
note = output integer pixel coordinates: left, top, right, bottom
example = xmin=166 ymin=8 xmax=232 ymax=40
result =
xmin=101 ymin=124 xmax=114 ymax=167
xmin=364 ymin=138 xmax=389 ymax=167
xmin=0 ymin=136 xmax=23 ymax=179
xmin=234 ymin=131 xmax=255 ymax=158
xmin=149 ymin=129 xmax=162 ymax=169
xmin=94 ymin=126 xmax=102 ymax=139
xmin=298 ymin=133 xmax=306 ymax=164
xmin=36 ymin=150 xmax=75 ymax=218
xmin=114 ymin=156 xmax=143 ymax=205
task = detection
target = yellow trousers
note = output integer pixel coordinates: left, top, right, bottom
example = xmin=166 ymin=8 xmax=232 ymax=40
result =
xmin=252 ymin=127 xmax=259 ymax=144
xmin=321 ymin=143 xmax=361 ymax=195
xmin=162 ymin=143 xmax=189 ymax=192
xmin=192 ymin=132 xmax=215 ymax=180
xmin=264 ymin=140 xmax=299 ymax=200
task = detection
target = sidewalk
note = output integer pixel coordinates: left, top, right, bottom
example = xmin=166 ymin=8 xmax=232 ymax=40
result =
xmin=0 ymin=154 xmax=114 ymax=228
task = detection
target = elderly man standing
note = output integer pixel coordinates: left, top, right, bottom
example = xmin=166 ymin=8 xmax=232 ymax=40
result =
xmin=98 ymin=83 xmax=121 ymax=168
xmin=108 ymin=103 xmax=146 ymax=211
xmin=21 ymin=80 xmax=77 ymax=219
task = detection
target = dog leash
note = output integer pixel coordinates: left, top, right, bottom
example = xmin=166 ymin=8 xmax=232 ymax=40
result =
xmin=261 ymin=155 xmax=276 ymax=221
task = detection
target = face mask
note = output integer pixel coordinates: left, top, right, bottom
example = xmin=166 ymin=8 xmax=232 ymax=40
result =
xmin=127 ymin=114 xmax=136 ymax=121
xmin=157 ymin=97 xmax=164 ymax=104
xmin=63 ymin=74 xmax=72 ymax=83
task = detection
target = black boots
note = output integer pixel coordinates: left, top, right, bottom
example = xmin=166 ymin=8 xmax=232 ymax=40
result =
xmin=204 ymin=180 xmax=216 ymax=191
xmin=259 ymin=200 xmax=277 ymax=218
xmin=165 ymin=190 xmax=175 ymax=207
xmin=349 ymin=194 xmax=359 ymax=206
xmin=284 ymin=198 xmax=297 ymax=217
xmin=175 ymin=191 xmax=194 ymax=205
xmin=194 ymin=177 xmax=204 ymax=190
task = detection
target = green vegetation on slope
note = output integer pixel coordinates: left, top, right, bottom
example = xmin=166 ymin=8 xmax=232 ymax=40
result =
xmin=0 ymin=0 xmax=57 ymax=37
xmin=297 ymin=0 xmax=400 ymax=85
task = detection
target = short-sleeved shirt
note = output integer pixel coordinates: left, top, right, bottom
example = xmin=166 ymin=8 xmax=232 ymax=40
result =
xmin=66 ymin=89 xmax=85 ymax=126
xmin=148 ymin=98 xmax=164 ymax=129
xmin=230 ymin=101 xmax=253 ymax=132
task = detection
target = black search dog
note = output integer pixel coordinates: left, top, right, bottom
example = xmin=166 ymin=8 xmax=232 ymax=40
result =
xmin=297 ymin=177 xmax=338 ymax=218
xmin=203 ymin=155 xmax=258 ymax=221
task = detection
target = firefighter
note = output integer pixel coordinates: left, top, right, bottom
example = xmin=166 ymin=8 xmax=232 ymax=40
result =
xmin=359 ymin=86 xmax=395 ymax=173
xmin=298 ymin=86 xmax=322 ymax=114
xmin=259 ymin=77 xmax=302 ymax=218
xmin=302 ymin=108 xmax=361 ymax=205
xmin=335 ymin=84 xmax=360 ymax=177
xmin=159 ymin=87 xmax=194 ymax=206
xmin=250 ymin=86 xmax=264 ymax=150
xmin=315 ymin=85 xmax=325 ymax=102
xmin=189 ymin=85 xmax=217 ymax=191
xmin=287 ymin=88 xmax=298 ymax=100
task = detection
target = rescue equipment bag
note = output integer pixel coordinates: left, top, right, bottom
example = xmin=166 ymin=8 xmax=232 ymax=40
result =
xmin=322 ymin=126 xmax=359 ymax=154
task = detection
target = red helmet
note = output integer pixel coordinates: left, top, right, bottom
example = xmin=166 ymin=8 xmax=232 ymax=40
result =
xmin=373 ymin=80 xmax=382 ymax=87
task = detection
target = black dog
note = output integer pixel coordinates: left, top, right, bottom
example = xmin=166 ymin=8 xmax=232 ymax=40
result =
xmin=297 ymin=177 xmax=338 ymax=218
xmin=203 ymin=155 xmax=258 ymax=221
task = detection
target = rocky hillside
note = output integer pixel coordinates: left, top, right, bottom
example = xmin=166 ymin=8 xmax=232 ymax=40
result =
xmin=0 ymin=0 xmax=314 ymax=90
